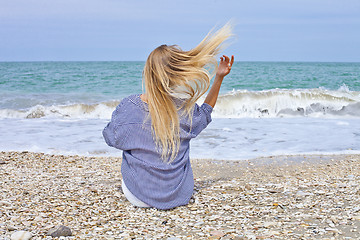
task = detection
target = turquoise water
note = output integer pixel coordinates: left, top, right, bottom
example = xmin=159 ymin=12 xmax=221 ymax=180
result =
xmin=1 ymin=61 xmax=359 ymax=109
xmin=0 ymin=62 xmax=144 ymax=108
xmin=1 ymin=61 xmax=360 ymax=159
xmin=228 ymin=62 xmax=360 ymax=91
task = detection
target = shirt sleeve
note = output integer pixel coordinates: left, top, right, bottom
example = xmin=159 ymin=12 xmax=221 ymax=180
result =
xmin=190 ymin=103 xmax=213 ymax=137
xmin=102 ymin=101 xmax=129 ymax=149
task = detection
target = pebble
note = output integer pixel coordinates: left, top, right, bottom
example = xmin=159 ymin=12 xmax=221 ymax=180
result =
xmin=210 ymin=230 xmax=225 ymax=237
xmin=0 ymin=200 xmax=11 ymax=206
xmin=352 ymin=206 xmax=360 ymax=212
xmin=46 ymin=225 xmax=72 ymax=237
xmin=296 ymin=190 xmax=313 ymax=197
xmin=33 ymin=216 xmax=43 ymax=222
xmin=7 ymin=225 xmax=18 ymax=231
xmin=263 ymin=222 xmax=278 ymax=228
xmin=315 ymin=190 xmax=326 ymax=195
xmin=268 ymin=230 xmax=281 ymax=236
xmin=0 ymin=151 xmax=359 ymax=239
xmin=223 ymin=228 xmax=236 ymax=234
xmin=325 ymin=227 xmax=341 ymax=234
xmin=10 ymin=231 xmax=33 ymax=240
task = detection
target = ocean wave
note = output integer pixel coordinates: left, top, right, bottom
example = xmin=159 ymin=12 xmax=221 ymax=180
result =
xmin=212 ymin=88 xmax=360 ymax=118
xmin=0 ymin=101 xmax=120 ymax=119
xmin=1 ymin=88 xmax=360 ymax=119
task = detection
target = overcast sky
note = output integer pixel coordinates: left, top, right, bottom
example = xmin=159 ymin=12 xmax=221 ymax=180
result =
xmin=1 ymin=0 xmax=359 ymax=62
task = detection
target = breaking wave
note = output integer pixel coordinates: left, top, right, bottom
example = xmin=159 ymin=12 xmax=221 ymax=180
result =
xmin=212 ymin=87 xmax=360 ymax=118
xmin=1 ymin=87 xmax=360 ymax=119
xmin=0 ymin=101 xmax=120 ymax=119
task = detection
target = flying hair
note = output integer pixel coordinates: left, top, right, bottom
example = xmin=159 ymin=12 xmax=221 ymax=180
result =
xmin=143 ymin=22 xmax=234 ymax=163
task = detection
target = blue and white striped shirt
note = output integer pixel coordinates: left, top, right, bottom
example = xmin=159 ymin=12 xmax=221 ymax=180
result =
xmin=103 ymin=94 xmax=212 ymax=209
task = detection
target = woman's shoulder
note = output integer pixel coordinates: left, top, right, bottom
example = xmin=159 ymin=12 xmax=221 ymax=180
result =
xmin=117 ymin=94 xmax=148 ymax=111
xmin=111 ymin=94 xmax=148 ymax=125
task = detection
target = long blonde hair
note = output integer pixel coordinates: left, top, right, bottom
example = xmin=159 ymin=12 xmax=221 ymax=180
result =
xmin=143 ymin=22 xmax=233 ymax=162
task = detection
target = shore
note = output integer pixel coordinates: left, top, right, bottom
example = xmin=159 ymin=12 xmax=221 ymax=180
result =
xmin=0 ymin=152 xmax=359 ymax=239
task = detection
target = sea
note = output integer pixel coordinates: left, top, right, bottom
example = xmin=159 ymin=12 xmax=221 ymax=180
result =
xmin=1 ymin=61 xmax=360 ymax=160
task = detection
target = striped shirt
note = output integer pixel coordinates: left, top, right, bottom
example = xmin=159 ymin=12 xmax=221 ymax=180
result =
xmin=103 ymin=94 xmax=213 ymax=209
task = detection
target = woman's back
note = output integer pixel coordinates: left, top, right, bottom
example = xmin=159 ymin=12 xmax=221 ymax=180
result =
xmin=103 ymin=94 xmax=213 ymax=209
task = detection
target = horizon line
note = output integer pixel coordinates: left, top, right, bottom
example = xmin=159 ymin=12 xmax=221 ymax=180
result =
xmin=1 ymin=60 xmax=360 ymax=63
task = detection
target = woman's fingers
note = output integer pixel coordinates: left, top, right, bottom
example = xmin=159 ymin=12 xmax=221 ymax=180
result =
xmin=219 ymin=55 xmax=234 ymax=72
xmin=221 ymin=55 xmax=234 ymax=66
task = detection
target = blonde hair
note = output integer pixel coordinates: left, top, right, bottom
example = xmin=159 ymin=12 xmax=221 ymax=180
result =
xmin=143 ymin=22 xmax=233 ymax=162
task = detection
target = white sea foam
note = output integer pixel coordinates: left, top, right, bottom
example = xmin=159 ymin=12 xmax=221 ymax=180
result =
xmin=1 ymin=117 xmax=360 ymax=160
xmin=1 ymin=88 xmax=360 ymax=119
xmin=211 ymin=88 xmax=360 ymax=118
xmin=0 ymin=101 xmax=119 ymax=119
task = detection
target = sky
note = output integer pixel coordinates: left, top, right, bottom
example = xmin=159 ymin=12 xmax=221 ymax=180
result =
xmin=1 ymin=0 xmax=360 ymax=62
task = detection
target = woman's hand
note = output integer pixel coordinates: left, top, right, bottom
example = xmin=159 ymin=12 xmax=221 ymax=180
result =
xmin=204 ymin=55 xmax=234 ymax=108
xmin=216 ymin=55 xmax=234 ymax=78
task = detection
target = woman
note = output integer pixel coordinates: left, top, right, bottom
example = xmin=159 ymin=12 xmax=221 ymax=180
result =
xmin=103 ymin=23 xmax=234 ymax=209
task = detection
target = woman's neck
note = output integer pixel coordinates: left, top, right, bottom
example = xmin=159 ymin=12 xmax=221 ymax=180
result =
xmin=140 ymin=94 xmax=148 ymax=103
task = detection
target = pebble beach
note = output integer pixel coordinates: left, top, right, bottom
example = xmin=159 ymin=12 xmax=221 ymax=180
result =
xmin=1 ymin=151 xmax=359 ymax=239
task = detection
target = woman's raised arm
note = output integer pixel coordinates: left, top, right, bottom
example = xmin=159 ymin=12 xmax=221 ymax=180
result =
xmin=204 ymin=55 xmax=234 ymax=108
